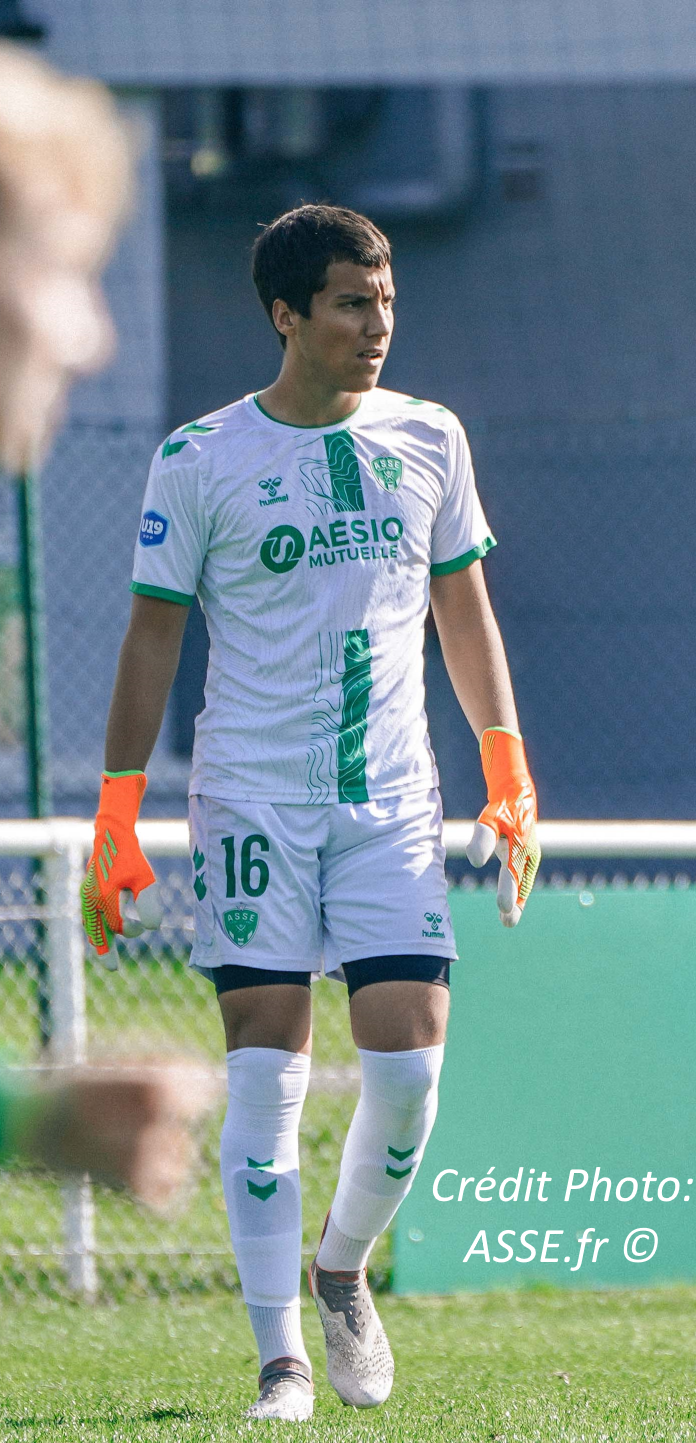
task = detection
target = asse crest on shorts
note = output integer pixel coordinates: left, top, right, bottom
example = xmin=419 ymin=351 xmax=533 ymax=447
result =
xmin=370 ymin=455 xmax=402 ymax=492
xmin=224 ymin=908 xmax=259 ymax=946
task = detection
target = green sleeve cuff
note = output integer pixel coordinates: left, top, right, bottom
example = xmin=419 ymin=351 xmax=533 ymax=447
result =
xmin=130 ymin=582 xmax=194 ymax=605
xmin=430 ymin=535 xmax=497 ymax=577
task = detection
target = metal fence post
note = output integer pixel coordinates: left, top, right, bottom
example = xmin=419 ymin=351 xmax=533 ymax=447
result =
xmin=44 ymin=836 xmax=97 ymax=1300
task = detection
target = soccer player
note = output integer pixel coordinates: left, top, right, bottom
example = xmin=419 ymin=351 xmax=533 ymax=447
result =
xmin=81 ymin=204 xmax=540 ymax=1421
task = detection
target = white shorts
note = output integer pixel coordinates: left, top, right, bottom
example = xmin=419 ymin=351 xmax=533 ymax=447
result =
xmin=188 ymin=788 xmax=457 ymax=979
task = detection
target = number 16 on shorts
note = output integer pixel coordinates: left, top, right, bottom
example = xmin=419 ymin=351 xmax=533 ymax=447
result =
xmin=189 ymin=796 xmax=276 ymax=958
xmin=220 ymin=833 xmax=270 ymax=899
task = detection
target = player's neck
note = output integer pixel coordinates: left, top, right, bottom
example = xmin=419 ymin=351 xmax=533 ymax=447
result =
xmin=257 ymin=365 xmax=363 ymax=429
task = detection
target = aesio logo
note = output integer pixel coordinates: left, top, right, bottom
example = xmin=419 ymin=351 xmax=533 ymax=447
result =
xmin=259 ymin=524 xmax=306 ymax=574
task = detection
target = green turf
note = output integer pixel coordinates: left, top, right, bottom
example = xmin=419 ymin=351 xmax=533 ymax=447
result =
xmin=0 ymin=1288 xmax=695 ymax=1440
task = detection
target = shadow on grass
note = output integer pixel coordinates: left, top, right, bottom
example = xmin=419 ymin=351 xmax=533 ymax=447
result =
xmin=141 ymin=1405 xmax=206 ymax=1421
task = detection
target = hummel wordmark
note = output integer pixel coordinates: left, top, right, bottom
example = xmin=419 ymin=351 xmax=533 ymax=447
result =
xmin=258 ymin=477 xmax=288 ymax=506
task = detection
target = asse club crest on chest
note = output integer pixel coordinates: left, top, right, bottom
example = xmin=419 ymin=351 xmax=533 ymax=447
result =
xmin=224 ymin=908 xmax=259 ymax=946
xmin=370 ymin=455 xmax=402 ymax=492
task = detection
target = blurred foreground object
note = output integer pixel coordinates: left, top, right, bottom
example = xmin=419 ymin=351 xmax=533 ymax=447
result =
xmin=0 ymin=42 xmax=133 ymax=473
xmin=0 ymin=1061 xmax=220 ymax=1212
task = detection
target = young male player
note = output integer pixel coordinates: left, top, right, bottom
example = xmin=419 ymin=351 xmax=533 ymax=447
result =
xmin=81 ymin=204 xmax=540 ymax=1422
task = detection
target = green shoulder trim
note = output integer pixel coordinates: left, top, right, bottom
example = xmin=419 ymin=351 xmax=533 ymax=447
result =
xmin=430 ymin=535 xmax=497 ymax=577
xmin=406 ymin=396 xmax=450 ymax=414
xmin=130 ymin=582 xmax=194 ymax=606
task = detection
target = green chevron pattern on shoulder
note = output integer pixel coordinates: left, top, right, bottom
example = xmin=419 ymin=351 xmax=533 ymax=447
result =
xmin=161 ymin=421 xmax=222 ymax=459
xmin=405 ymin=397 xmax=449 ymax=414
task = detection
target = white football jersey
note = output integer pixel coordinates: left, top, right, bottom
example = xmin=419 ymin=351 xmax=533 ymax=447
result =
xmin=131 ymin=388 xmax=495 ymax=804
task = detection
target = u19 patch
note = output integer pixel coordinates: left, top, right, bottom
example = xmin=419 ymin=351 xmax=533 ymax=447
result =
xmin=139 ymin=510 xmax=169 ymax=546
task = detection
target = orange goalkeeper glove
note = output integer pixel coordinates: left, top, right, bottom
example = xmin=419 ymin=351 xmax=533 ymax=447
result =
xmin=80 ymin=772 xmax=163 ymax=968
xmin=466 ymin=727 xmax=541 ymax=928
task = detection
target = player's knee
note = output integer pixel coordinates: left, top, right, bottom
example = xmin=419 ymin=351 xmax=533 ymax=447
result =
xmin=359 ymin=1045 xmax=444 ymax=1112
xmin=225 ymin=1046 xmax=311 ymax=1110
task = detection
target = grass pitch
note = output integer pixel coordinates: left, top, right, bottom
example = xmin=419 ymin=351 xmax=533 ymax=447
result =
xmin=1 ymin=1287 xmax=695 ymax=1441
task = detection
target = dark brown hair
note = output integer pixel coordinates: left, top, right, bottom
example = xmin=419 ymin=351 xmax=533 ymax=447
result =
xmin=252 ymin=203 xmax=391 ymax=346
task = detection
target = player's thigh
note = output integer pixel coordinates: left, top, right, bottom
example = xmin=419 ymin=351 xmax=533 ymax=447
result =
xmin=321 ymin=787 xmax=457 ymax=974
xmin=348 ymin=974 xmax=450 ymax=1052
xmin=217 ymin=978 xmax=312 ymax=1054
xmin=189 ymin=796 xmax=323 ymax=1051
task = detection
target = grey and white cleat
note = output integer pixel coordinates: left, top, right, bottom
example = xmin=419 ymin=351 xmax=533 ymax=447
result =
xmin=308 ymin=1260 xmax=394 ymax=1407
xmin=243 ymin=1357 xmax=314 ymax=1421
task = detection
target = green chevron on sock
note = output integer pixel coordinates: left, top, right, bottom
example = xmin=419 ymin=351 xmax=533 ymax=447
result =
xmin=386 ymin=1163 xmax=413 ymax=1179
xmin=247 ymin=1178 xmax=278 ymax=1201
xmin=247 ymin=1156 xmax=274 ymax=1170
xmin=387 ymin=1145 xmax=416 ymax=1162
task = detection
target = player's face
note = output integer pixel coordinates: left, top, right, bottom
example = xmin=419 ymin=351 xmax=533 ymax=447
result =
xmin=295 ymin=261 xmax=395 ymax=392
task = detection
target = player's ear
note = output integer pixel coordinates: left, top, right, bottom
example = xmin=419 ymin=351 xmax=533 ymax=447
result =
xmin=272 ymin=298 xmax=296 ymax=342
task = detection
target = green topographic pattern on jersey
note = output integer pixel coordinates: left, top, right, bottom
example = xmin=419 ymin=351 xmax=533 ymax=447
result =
xmin=308 ymin=629 xmax=373 ymax=803
xmin=324 ymin=430 xmax=366 ymax=512
xmin=337 ymin=628 xmax=373 ymax=803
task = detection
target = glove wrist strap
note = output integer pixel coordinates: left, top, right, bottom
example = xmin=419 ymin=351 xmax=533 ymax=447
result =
xmin=479 ymin=727 xmax=532 ymax=794
xmin=96 ymin=771 xmax=147 ymax=829
xmin=479 ymin=726 xmax=521 ymax=747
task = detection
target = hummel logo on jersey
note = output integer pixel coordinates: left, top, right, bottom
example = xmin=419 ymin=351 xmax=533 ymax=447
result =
xmin=423 ymin=910 xmax=445 ymax=939
xmin=258 ymin=477 xmax=288 ymax=506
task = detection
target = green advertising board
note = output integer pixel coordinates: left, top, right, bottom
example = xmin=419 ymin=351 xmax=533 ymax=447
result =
xmin=394 ymin=888 xmax=696 ymax=1292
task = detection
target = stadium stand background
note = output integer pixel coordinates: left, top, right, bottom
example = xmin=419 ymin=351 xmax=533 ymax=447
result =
xmin=1 ymin=1 xmax=695 ymax=822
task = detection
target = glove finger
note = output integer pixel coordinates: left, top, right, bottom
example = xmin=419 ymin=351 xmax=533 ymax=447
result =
xmin=495 ymin=836 xmax=519 ymax=918
xmin=101 ymin=940 xmax=120 ymax=970
xmin=466 ymin=820 xmax=497 ymax=869
xmin=135 ymin=881 xmax=163 ymax=931
xmin=94 ymin=912 xmax=119 ymax=966
xmin=120 ymin=889 xmax=146 ymax=939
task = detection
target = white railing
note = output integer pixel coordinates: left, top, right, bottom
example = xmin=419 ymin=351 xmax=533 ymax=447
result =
xmin=1 ymin=815 xmax=695 ymax=1297
xmin=3 ymin=816 xmax=696 ymax=859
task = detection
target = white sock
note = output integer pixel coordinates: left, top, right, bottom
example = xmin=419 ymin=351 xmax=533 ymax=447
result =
xmin=247 ymin=1302 xmax=309 ymax=1371
xmin=221 ymin=1047 xmax=311 ymax=1368
xmin=316 ymin=1045 xmax=444 ymax=1273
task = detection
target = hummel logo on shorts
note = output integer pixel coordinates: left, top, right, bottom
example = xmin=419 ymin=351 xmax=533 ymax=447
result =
xmin=422 ymin=910 xmax=445 ymax=939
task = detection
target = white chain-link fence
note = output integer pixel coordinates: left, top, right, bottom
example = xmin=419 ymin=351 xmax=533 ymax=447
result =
xmin=0 ymin=819 xmax=695 ymax=1301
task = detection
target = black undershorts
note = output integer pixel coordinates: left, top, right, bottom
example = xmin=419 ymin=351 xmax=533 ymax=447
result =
xmin=208 ymin=954 xmax=451 ymax=998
